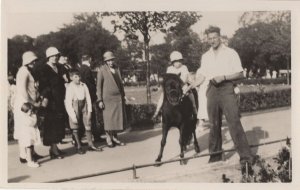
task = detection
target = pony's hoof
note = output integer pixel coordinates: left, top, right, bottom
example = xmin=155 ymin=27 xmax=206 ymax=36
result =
xmin=195 ymin=147 xmax=200 ymax=154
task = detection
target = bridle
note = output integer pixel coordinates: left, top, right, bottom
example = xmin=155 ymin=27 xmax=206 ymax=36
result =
xmin=163 ymin=74 xmax=184 ymax=106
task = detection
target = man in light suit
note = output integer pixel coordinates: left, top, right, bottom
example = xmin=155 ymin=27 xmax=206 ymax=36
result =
xmin=96 ymin=51 xmax=127 ymax=148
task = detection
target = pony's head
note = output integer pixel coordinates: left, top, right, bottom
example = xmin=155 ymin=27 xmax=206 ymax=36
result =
xmin=162 ymin=73 xmax=184 ymax=106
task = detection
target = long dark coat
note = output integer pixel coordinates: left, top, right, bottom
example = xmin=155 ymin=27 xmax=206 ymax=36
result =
xmin=96 ymin=64 xmax=127 ymax=131
xmin=36 ymin=63 xmax=66 ymax=146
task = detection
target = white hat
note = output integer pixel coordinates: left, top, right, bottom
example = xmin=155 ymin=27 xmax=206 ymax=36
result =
xmin=22 ymin=51 xmax=37 ymax=66
xmin=103 ymin=51 xmax=116 ymax=62
xmin=170 ymin=51 xmax=183 ymax=63
xmin=46 ymin=47 xmax=60 ymax=58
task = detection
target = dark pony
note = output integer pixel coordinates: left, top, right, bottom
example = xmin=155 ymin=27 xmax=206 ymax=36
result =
xmin=155 ymin=73 xmax=200 ymax=165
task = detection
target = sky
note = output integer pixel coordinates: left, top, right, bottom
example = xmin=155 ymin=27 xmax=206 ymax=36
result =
xmin=6 ymin=11 xmax=243 ymax=45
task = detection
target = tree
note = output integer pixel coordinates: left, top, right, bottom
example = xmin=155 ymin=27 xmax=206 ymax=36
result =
xmin=166 ymin=30 xmax=203 ymax=72
xmin=239 ymin=11 xmax=291 ymax=27
xmin=230 ymin=11 xmax=291 ymax=80
xmin=151 ymin=12 xmax=203 ymax=77
xmin=101 ymin=11 xmax=202 ymax=104
xmin=34 ymin=13 xmax=121 ymax=68
xmin=119 ymin=34 xmax=144 ymax=77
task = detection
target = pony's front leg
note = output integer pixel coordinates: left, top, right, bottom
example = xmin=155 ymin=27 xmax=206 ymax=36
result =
xmin=179 ymin=124 xmax=187 ymax=165
xmin=155 ymin=123 xmax=169 ymax=165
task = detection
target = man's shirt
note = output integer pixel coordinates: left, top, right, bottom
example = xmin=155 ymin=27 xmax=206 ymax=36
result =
xmin=198 ymin=44 xmax=243 ymax=80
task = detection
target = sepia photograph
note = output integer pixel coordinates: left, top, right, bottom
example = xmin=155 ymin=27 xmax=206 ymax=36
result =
xmin=1 ymin=0 xmax=300 ymax=189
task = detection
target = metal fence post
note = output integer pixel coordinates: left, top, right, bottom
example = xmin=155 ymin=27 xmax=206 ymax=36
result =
xmin=246 ymin=162 xmax=249 ymax=179
xmin=132 ymin=164 xmax=138 ymax=179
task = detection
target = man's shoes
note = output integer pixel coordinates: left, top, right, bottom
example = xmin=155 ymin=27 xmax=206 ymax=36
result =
xmin=87 ymin=146 xmax=103 ymax=152
xmin=241 ymin=162 xmax=254 ymax=176
xmin=208 ymin=155 xmax=222 ymax=163
xmin=20 ymin=157 xmax=27 ymax=164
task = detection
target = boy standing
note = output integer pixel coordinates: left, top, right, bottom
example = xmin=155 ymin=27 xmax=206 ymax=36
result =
xmin=65 ymin=69 xmax=102 ymax=154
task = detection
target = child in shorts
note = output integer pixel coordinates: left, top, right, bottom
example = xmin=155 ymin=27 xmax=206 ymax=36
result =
xmin=65 ymin=69 xmax=102 ymax=154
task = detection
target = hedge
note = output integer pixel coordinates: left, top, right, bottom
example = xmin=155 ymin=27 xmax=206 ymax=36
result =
xmin=124 ymin=78 xmax=288 ymax=87
xmin=7 ymin=88 xmax=291 ymax=140
xmin=234 ymin=78 xmax=288 ymax=85
xmin=126 ymin=104 xmax=157 ymax=128
xmin=124 ymin=81 xmax=158 ymax=87
xmin=126 ymin=88 xmax=291 ymax=128
xmin=239 ymin=89 xmax=291 ymax=112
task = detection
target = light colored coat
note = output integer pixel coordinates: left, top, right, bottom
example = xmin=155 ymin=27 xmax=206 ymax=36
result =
xmin=96 ymin=64 xmax=127 ymax=131
xmin=14 ymin=66 xmax=39 ymax=140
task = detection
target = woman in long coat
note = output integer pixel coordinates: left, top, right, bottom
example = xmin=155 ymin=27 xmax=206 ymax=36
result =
xmin=97 ymin=51 xmax=127 ymax=147
xmin=37 ymin=47 xmax=66 ymax=159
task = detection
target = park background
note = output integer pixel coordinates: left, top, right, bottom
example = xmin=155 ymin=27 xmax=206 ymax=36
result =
xmin=2 ymin=0 xmax=300 ymax=187
xmin=6 ymin=8 xmax=291 ymax=130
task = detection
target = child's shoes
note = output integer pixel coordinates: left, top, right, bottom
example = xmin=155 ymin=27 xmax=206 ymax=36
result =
xmin=27 ymin=161 xmax=40 ymax=168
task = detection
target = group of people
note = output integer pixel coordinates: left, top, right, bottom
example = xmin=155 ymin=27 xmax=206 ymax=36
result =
xmin=13 ymin=48 xmax=127 ymax=168
xmin=13 ymin=25 xmax=256 ymax=171
xmin=244 ymin=67 xmax=278 ymax=79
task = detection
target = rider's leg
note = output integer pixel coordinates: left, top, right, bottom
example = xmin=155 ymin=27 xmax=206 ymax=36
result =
xmin=188 ymin=93 xmax=198 ymax=116
xmin=153 ymin=92 xmax=164 ymax=118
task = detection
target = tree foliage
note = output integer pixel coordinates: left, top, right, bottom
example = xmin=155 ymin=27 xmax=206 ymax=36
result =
xmin=8 ymin=13 xmax=121 ymax=75
xmin=230 ymin=11 xmax=291 ymax=74
xmin=7 ymin=35 xmax=35 ymax=76
xmin=151 ymin=12 xmax=203 ymax=74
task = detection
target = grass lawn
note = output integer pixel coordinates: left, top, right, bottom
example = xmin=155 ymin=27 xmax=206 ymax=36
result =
xmin=125 ymin=86 xmax=161 ymax=104
xmin=124 ymin=84 xmax=291 ymax=104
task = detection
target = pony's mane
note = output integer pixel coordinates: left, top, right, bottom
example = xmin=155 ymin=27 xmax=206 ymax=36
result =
xmin=162 ymin=73 xmax=183 ymax=106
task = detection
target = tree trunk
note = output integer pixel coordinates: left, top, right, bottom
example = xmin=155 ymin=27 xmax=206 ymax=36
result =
xmin=144 ymin=42 xmax=151 ymax=104
xmin=287 ymin=56 xmax=290 ymax=85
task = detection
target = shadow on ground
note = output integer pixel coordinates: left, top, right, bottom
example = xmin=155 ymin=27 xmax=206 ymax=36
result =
xmin=169 ymin=124 xmax=269 ymax=163
xmin=8 ymin=175 xmax=30 ymax=183
xmin=119 ymin=127 xmax=163 ymax=144
xmin=224 ymin=126 xmax=269 ymax=160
